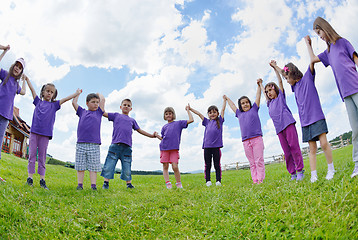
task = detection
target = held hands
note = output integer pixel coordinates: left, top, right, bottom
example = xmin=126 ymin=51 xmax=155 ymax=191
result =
xmin=154 ymin=132 xmax=162 ymax=140
xmin=257 ymin=78 xmax=263 ymax=85
xmin=21 ymin=74 xmax=29 ymax=82
xmin=304 ymin=35 xmax=311 ymax=46
xmin=1 ymin=45 xmax=10 ymax=51
xmin=185 ymin=104 xmax=190 ymax=111
xmin=75 ymin=88 xmax=82 ymax=96
xmin=223 ymin=95 xmax=227 ymax=101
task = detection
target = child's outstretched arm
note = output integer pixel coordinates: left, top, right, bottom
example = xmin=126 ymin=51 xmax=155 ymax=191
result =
xmin=185 ymin=104 xmax=194 ymax=125
xmin=221 ymin=95 xmax=227 ymax=118
xmin=18 ymin=74 xmax=27 ymax=95
xmin=136 ymin=129 xmax=157 ymax=138
xmin=24 ymin=75 xmax=37 ymax=99
xmin=224 ymin=95 xmax=238 ymax=113
xmin=255 ymin=79 xmax=262 ymax=107
xmin=258 ymin=78 xmax=268 ymax=102
xmin=60 ymin=89 xmax=82 ymax=105
xmin=269 ymin=60 xmax=284 ymax=94
xmin=97 ymin=93 xmax=105 ymax=112
xmin=0 ymin=44 xmax=9 ymax=63
xmin=188 ymin=104 xmax=204 ymax=121
xmin=72 ymin=89 xmax=82 ymax=111
xmin=305 ymin=35 xmax=320 ymax=74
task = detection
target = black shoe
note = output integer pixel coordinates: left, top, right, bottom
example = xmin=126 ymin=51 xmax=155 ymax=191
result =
xmin=26 ymin=177 xmax=33 ymax=186
xmin=76 ymin=185 xmax=83 ymax=190
xmin=40 ymin=179 xmax=49 ymax=190
xmin=91 ymin=186 xmax=97 ymax=191
xmin=126 ymin=183 xmax=135 ymax=189
xmin=102 ymin=182 xmax=109 ymax=189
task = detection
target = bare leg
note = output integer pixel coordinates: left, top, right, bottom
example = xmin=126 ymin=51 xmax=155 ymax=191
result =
xmin=77 ymin=171 xmax=85 ymax=184
xmin=319 ymin=133 xmax=333 ymax=164
xmin=308 ymin=141 xmax=317 ymax=172
xmin=162 ymin=163 xmax=170 ymax=182
xmin=172 ymin=162 xmax=181 ymax=183
xmin=89 ymin=171 xmax=97 ymax=185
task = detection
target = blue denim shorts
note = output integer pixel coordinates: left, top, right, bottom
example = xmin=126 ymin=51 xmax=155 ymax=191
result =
xmin=100 ymin=143 xmax=132 ymax=181
xmin=302 ymin=119 xmax=328 ymax=143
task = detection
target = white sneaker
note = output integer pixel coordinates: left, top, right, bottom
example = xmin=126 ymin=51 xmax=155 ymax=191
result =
xmin=310 ymin=175 xmax=318 ymax=183
xmin=206 ymin=181 xmax=212 ymax=187
xmin=215 ymin=181 xmax=221 ymax=186
xmin=351 ymin=166 xmax=358 ymax=178
xmin=325 ymin=170 xmax=335 ymax=180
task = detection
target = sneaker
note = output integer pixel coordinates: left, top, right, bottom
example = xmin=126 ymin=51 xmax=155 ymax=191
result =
xmin=176 ymin=182 xmax=183 ymax=189
xmin=296 ymin=170 xmax=305 ymax=181
xmin=166 ymin=182 xmax=172 ymax=189
xmin=102 ymin=182 xmax=109 ymax=190
xmin=26 ymin=177 xmax=33 ymax=186
xmin=0 ymin=177 xmax=6 ymax=182
xmin=39 ymin=179 xmax=49 ymax=190
xmin=291 ymin=174 xmax=297 ymax=181
xmin=76 ymin=185 xmax=83 ymax=190
xmin=325 ymin=170 xmax=335 ymax=180
xmin=126 ymin=183 xmax=135 ymax=189
xmin=310 ymin=175 xmax=318 ymax=183
xmin=351 ymin=166 xmax=358 ymax=178
xmin=215 ymin=181 xmax=221 ymax=186
xmin=206 ymin=181 xmax=212 ymax=187
xmin=91 ymin=186 xmax=97 ymax=191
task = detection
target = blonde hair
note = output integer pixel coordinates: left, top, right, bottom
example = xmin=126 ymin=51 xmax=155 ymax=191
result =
xmin=163 ymin=107 xmax=176 ymax=120
xmin=313 ymin=17 xmax=341 ymax=52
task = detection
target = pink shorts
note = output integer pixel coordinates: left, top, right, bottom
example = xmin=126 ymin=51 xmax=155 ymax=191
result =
xmin=160 ymin=150 xmax=179 ymax=164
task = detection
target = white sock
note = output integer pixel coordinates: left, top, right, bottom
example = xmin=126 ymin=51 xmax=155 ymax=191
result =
xmin=311 ymin=170 xmax=317 ymax=177
xmin=327 ymin=163 xmax=335 ymax=171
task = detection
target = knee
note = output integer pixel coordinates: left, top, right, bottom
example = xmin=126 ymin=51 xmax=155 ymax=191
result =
xmin=172 ymin=165 xmax=179 ymax=172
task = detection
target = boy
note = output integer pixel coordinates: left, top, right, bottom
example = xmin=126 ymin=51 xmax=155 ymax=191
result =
xmin=72 ymin=91 xmax=105 ymax=190
xmin=101 ymin=98 xmax=158 ymax=189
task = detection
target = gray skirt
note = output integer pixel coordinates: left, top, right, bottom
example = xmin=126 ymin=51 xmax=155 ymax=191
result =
xmin=302 ymin=119 xmax=328 ymax=142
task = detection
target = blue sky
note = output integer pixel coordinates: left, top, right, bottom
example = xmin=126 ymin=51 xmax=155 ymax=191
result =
xmin=1 ymin=0 xmax=357 ymax=172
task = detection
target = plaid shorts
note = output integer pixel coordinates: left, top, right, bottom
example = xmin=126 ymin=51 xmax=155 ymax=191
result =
xmin=75 ymin=143 xmax=102 ymax=172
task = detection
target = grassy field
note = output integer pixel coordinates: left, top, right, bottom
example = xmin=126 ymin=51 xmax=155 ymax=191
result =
xmin=0 ymin=145 xmax=357 ymax=239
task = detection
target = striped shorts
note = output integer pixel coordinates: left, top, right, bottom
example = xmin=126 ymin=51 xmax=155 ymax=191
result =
xmin=75 ymin=143 xmax=102 ymax=172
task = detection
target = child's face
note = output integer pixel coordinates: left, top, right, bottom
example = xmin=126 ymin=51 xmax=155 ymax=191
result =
xmin=164 ymin=111 xmax=174 ymax=122
xmin=13 ymin=62 xmax=23 ymax=77
xmin=240 ymin=98 xmax=251 ymax=112
xmin=314 ymin=28 xmax=329 ymax=43
xmin=43 ymin=85 xmax=56 ymax=102
xmin=120 ymin=100 xmax=132 ymax=115
xmin=86 ymin=98 xmax=100 ymax=111
xmin=284 ymin=75 xmax=296 ymax=86
xmin=208 ymin=109 xmax=218 ymax=120
xmin=265 ymin=86 xmax=277 ymax=99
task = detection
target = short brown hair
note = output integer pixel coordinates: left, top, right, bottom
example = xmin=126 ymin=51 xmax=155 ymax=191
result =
xmin=163 ymin=107 xmax=176 ymax=120
xmin=86 ymin=93 xmax=99 ymax=103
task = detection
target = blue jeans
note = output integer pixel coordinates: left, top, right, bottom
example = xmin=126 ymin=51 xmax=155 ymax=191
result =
xmin=101 ymin=143 xmax=132 ymax=181
xmin=345 ymin=92 xmax=358 ymax=165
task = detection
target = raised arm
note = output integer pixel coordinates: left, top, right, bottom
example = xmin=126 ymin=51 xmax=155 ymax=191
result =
xmin=258 ymin=78 xmax=269 ymax=102
xmin=185 ymin=104 xmax=194 ymax=125
xmin=72 ymin=89 xmax=82 ymax=111
xmin=19 ymin=74 xmax=26 ymax=95
xmin=0 ymin=45 xmax=10 ymax=63
xmin=353 ymin=53 xmax=358 ymax=67
xmin=255 ymin=79 xmax=262 ymax=107
xmin=221 ymin=95 xmax=227 ymax=118
xmin=224 ymin=95 xmax=238 ymax=113
xmin=136 ymin=129 xmax=157 ymax=138
xmin=97 ymin=93 xmax=105 ymax=112
xmin=304 ymin=35 xmax=320 ymax=74
xmin=188 ymin=104 xmax=204 ymax=121
xmin=23 ymin=74 xmax=37 ymax=100
xmin=269 ymin=60 xmax=284 ymax=94
xmin=60 ymin=88 xmax=82 ymax=105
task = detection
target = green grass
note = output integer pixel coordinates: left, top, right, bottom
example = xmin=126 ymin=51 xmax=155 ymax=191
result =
xmin=0 ymin=146 xmax=357 ymax=239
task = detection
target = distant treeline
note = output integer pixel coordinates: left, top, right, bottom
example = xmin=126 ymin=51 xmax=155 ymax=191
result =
xmin=330 ymin=131 xmax=352 ymax=145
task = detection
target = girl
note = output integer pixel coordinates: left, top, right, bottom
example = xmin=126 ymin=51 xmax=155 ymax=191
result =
xmin=188 ymin=96 xmax=226 ymax=187
xmin=272 ymin=38 xmax=335 ymax=183
xmin=225 ymin=79 xmax=265 ymax=184
xmin=307 ymin=16 xmax=358 ymax=178
xmin=156 ymin=105 xmax=194 ymax=189
xmin=259 ymin=60 xmax=305 ymax=181
xmin=25 ymin=78 xmax=81 ymax=189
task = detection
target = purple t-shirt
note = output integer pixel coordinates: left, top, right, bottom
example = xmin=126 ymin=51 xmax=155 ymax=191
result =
xmin=202 ymin=116 xmax=224 ymax=148
xmin=0 ymin=69 xmax=21 ymax=120
xmin=108 ymin=113 xmax=140 ymax=147
xmin=160 ymin=120 xmax=188 ymax=151
xmin=267 ymin=89 xmax=296 ymax=134
xmin=30 ymin=96 xmax=61 ymax=139
xmin=235 ymin=103 xmax=262 ymax=142
xmin=318 ymin=38 xmax=358 ymax=101
xmin=291 ymin=66 xmax=325 ymax=127
xmin=76 ymin=106 xmax=104 ymax=144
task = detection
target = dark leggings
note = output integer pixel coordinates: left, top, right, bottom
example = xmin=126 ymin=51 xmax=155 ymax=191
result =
xmin=204 ymin=148 xmax=222 ymax=182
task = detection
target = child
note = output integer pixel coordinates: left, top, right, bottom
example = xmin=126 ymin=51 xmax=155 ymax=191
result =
xmin=306 ymin=16 xmax=358 ymax=178
xmin=72 ymin=92 xmax=105 ymax=190
xmin=25 ymin=78 xmax=81 ymax=189
xmin=188 ymin=97 xmax=226 ymax=187
xmin=271 ymin=38 xmax=335 ymax=183
xmin=101 ymin=99 xmax=158 ymax=189
xmin=258 ymin=60 xmax=305 ymax=181
xmin=0 ymin=45 xmax=27 ymax=162
xmin=224 ymin=79 xmax=265 ymax=184
xmin=156 ymin=105 xmax=194 ymax=189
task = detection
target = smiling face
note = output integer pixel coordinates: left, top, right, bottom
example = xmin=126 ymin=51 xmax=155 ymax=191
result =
xmin=240 ymin=98 xmax=251 ymax=112
xmin=120 ymin=100 xmax=132 ymax=115
xmin=208 ymin=109 xmax=219 ymax=120
xmin=314 ymin=28 xmax=329 ymax=43
xmin=12 ymin=62 xmax=23 ymax=77
xmin=164 ymin=111 xmax=174 ymax=122
xmin=86 ymin=97 xmax=100 ymax=111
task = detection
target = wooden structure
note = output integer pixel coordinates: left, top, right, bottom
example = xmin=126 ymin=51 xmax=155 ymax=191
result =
xmin=1 ymin=107 xmax=30 ymax=158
